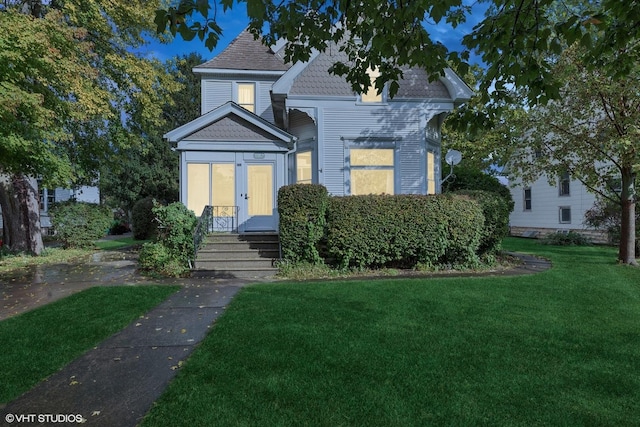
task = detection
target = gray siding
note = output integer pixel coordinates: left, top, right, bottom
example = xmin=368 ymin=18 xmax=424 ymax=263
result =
xmin=202 ymin=80 xmax=232 ymax=114
xmin=258 ymin=81 xmax=275 ymax=123
xmin=321 ymin=106 xmax=427 ymax=195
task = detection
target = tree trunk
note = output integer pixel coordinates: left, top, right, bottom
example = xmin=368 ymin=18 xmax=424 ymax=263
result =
xmin=618 ymin=168 xmax=637 ymax=265
xmin=0 ymin=173 xmax=44 ymax=255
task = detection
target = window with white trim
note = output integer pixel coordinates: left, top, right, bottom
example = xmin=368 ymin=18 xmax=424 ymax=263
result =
xmin=350 ymin=148 xmax=394 ymax=195
xmin=237 ymin=83 xmax=255 ymax=112
xmin=524 ymin=187 xmax=532 ymax=211
xmin=559 ymin=171 xmax=570 ymax=196
xmin=559 ymin=206 xmax=571 ymax=223
xmin=427 ymin=151 xmax=436 ymax=194
xmin=361 ymin=67 xmax=383 ymax=103
xmin=296 ymin=151 xmax=312 ymax=184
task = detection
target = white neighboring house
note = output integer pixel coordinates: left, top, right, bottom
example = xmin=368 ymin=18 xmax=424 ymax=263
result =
xmin=508 ymin=173 xmax=607 ymax=242
xmin=0 ymin=183 xmax=100 ymax=235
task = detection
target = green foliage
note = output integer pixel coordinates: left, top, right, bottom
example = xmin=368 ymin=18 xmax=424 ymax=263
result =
xmin=443 ymin=166 xmax=514 ymax=212
xmin=278 ymin=184 xmax=329 ymax=264
xmin=541 ymin=231 xmax=592 ymax=247
xmin=326 ymin=194 xmax=483 ymax=270
xmin=153 ymin=202 xmax=197 ymax=265
xmin=48 ymin=201 xmax=112 ymax=249
xmin=131 ymin=197 xmax=157 ymax=240
xmin=453 ymin=190 xmax=511 ymax=255
xmin=137 ymin=202 xmax=197 ymax=277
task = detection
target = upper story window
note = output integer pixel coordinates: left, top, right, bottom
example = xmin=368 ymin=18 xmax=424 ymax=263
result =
xmin=524 ymin=187 xmax=532 ymax=211
xmin=361 ymin=67 xmax=383 ymax=103
xmin=237 ymin=83 xmax=255 ymax=113
xmin=559 ymin=171 xmax=570 ymax=196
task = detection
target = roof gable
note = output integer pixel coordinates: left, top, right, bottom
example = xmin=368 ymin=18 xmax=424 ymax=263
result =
xmin=164 ymin=102 xmax=295 ymax=144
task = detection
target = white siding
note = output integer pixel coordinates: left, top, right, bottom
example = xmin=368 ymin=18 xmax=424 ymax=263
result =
xmin=201 ymin=78 xmax=277 ymax=123
xmin=509 ymin=176 xmax=598 ymax=229
xmin=258 ymin=81 xmax=274 ymax=123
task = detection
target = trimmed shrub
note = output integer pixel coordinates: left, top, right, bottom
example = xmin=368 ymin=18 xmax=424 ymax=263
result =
xmin=49 ymin=201 xmax=113 ymax=249
xmin=443 ymin=166 xmax=514 ymax=213
xmin=542 ymin=231 xmax=592 ymax=246
xmin=153 ymin=202 xmax=197 ymax=266
xmin=138 ymin=202 xmax=196 ymax=277
xmin=454 ymin=190 xmax=510 ymax=255
xmin=325 ymin=194 xmax=484 ymax=270
xmin=132 ymin=196 xmax=157 ymax=240
xmin=278 ymin=184 xmax=329 ymax=264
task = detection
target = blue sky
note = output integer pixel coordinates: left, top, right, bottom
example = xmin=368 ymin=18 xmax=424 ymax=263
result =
xmin=142 ymin=1 xmax=487 ymax=65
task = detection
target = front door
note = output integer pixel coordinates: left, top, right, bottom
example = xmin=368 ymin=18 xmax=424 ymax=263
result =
xmin=238 ymin=153 xmax=280 ymax=233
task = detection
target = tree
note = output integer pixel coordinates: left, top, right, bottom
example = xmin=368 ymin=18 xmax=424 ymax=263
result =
xmin=155 ymin=0 xmax=637 ymax=107
xmin=0 ymin=1 xmax=179 ymax=254
xmin=100 ymin=52 xmax=204 ymax=212
xmin=508 ymin=46 xmax=639 ymax=265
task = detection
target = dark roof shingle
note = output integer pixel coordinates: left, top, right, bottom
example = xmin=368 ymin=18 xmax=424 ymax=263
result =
xmin=196 ymin=30 xmax=290 ymax=72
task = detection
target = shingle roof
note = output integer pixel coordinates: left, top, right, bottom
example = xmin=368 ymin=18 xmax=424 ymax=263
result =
xmin=289 ymin=44 xmax=453 ymax=99
xmin=189 ymin=115 xmax=275 ymax=141
xmin=196 ymin=30 xmax=290 ymax=72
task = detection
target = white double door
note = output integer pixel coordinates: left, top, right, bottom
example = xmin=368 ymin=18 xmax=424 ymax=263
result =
xmin=213 ymin=152 xmax=281 ymax=233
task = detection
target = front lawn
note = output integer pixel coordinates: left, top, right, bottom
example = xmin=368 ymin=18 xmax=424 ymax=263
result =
xmin=142 ymin=238 xmax=640 ymax=426
xmin=0 ymin=286 xmax=179 ymax=403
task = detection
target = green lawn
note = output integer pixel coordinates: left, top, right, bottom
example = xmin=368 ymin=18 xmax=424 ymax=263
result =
xmin=142 ymin=238 xmax=640 ymax=426
xmin=0 ymin=285 xmax=179 ymax=403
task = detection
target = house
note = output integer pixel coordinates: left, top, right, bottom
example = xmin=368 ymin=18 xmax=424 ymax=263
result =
xmin=164 ymin=30 xmax=473 ymax=233
xmin=508 ymin=174 xmax=607 ymax=242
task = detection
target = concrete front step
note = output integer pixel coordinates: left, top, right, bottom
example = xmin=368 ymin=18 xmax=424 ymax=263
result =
xmin=195 ymin=258 xmax=276 ymax=270
xmin=194 ymin=233 xmax=280 ymax=279
xmin=197 ymin=249 xmax=280 ymax=260
xmin=191 ymin=268 xmax=279 ymax=279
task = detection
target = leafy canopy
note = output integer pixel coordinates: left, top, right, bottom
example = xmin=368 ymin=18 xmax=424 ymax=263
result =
xmin=155 ymin=0 xmax=637 ymax=106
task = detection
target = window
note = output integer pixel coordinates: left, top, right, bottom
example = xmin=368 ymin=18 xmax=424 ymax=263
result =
xmin=361 ymin=67 xmax=382 ymax=103
xmin=350 ymin=148 xmax=394 ymax=195
xmin=427 ymin=151 xmax=436 ymax=194
xmin=559 ymin=171 xmax=570 ymax=196
xmin=187 ymin=162 xmax=236 ymax=215
xmin=237 ymin=83 xmax=255 ymax=112
xmin=296 ymin=151 xmax=312 ymax=184
xmin=524 ymin=187 xmax=532 ymax=211
xmin=559 ymin=206 xmax=571 ymax=223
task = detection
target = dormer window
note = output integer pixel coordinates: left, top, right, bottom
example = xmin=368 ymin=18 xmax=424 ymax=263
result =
xmin=361 ymin=67 xmax=383 ymax=103
xmin=237 ymin=83 xmax=255 ymax=113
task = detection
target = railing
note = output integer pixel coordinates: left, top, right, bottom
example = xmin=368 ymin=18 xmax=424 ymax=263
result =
xmin=192 ymin=205 xmax=239 ymax=267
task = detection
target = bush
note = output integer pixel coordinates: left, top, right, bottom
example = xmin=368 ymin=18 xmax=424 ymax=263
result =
xmin=278 ymin=184 xmax=329 ymax=264
xmin=453 ymin=190 xmax=510 ymax=255
xmin=132 ymin=196 xmax=157 ymax=240
xmin=542 ymin=231 xmax=592 ymax=246
xmin=49 ymin=201 xmax=113 ymax=249
xmin=153 ymin=202 xmax=197 ymax=266
xmin=443 ymin=166 xmax=514 ymax=213
xmin=137 ymin=202 xmax=196 ymax=277
xmin=325 ymin=194 xmax=483 ymax=270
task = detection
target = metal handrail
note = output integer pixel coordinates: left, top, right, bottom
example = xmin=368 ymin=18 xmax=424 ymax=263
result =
xmin=192 ymin=205 xmax=239 ymax=267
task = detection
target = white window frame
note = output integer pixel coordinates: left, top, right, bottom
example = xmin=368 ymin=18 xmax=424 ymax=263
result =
xmin=559 ymin=206 xmax=571 ymax=224
xmin=559 ymin=171 xmax=570 ymax=196
xmin=346 ymin=141 xmax=397 ymax=195
xmin=523 ymin=187 xmax=532 ymax=211
xmin=235 ymin=82 xmax=256 ymax=113
xmin=359 ymin=67 xmax=386 ymax=104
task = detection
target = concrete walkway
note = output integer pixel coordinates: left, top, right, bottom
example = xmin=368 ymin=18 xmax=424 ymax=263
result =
xmin=1 ymin=281 xmax=246 ymax=426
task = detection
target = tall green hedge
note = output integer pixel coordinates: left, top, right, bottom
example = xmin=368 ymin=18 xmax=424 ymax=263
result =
xmin=278 ymin=184 xmax=329 ymax=264
xmin=325 ymin=194 xmax=484 ymax=269
xmin=453 ymin=190 xmax=510 ymax=255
